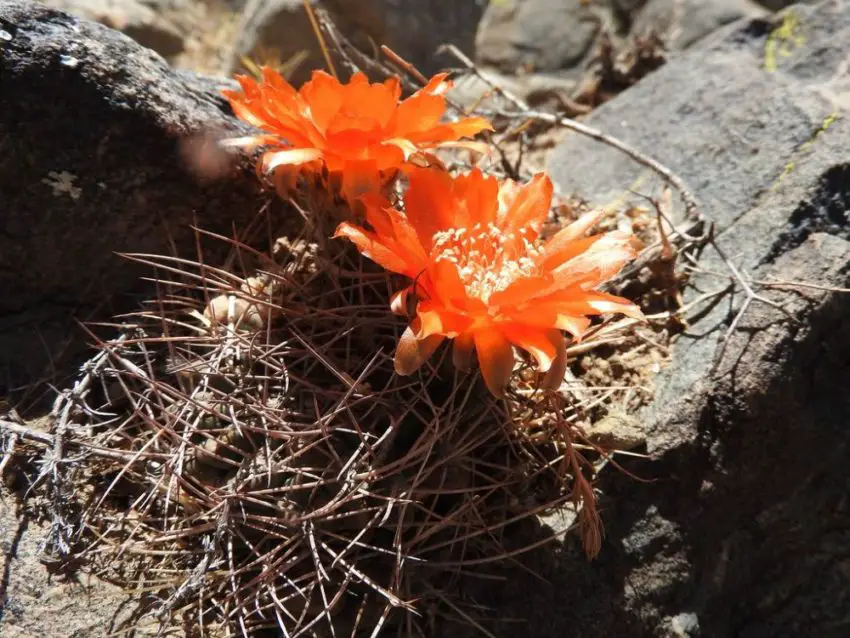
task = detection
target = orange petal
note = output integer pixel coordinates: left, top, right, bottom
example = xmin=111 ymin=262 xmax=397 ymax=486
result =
xmin=541 ymin=289 xmax=644 ymax=320
xmin=263 ymin=148 xmax=324 ymax=172
xmin=382 ymin=137 xmax=420 ymax=160
xmin=539 ymin=234 xmax=603 ymax=271
xmin=218 ymin=134 xmax=280 ymax=150
xmin=404 ymin=117 xmax=493 ymax=145
xmin=488 ymin=274 xmax=554 ymax=310
xmin=338 ymin=159 xmax=382 ymax=203
xmin=443 ymin=116 xmax=493 ymax=139
xmin=555 ymin=315 xmax=593 ymax=339
xmin=383 ymin=76 xmax=402 ymax=101
xmin=369 ymin=142 xmax=406 ymax=171
xmin=540 ymin=332 xmax=568 ymax=391
xmin=497 ymin=172 xmax=553 ymax=235
xmin=500 ymin=324 xmax=561 ymax=372
xmin=395 ymin=326 xmax=445 ymax=376
xmin=452 ymin=331 xmax=475 ymax=371
xmin=333 ymin=222 xmax=414 ymax=276
xmin=502 ymin=305 xmax=592 ymax=340
xmin=390 ymin=286 xmax=414 ymax=316
xmin=418 ymin=72 xmax=452 ymax=96
xmin=452 ymin=168 xmax=500 ymax=227
xmin=404 ymin=167 xmax=457 ymax=247
xmin=299 ymin=70 xmax=343 ymax=132
xmin=554 ymin=209 xmax=605 ymax=243
xmin=550 ymin=233 xmax=638 ymax=290
xmin=414 ymin=302 xmax=472 ymax=338
xmin=427 ymin=258 xmax=472 ymax=309
xmin=225 ymin=96 xmax=271 ymax=130
xmin=389 ymin=93 xmax=445 ymax=137
xmin=262 ymin=66 xmax=300 ymax=101
xmin=473 ymin=327 xmax=515 ymax=398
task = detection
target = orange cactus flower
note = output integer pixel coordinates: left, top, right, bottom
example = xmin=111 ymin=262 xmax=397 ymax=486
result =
xmin=222 ymin=68 xmax=492 ymax=204
xmin=335 ymin=168 xmax=643 ymax=397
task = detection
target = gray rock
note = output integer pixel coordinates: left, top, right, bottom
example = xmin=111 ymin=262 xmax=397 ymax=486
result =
xmin=40 ymin=0 xmax=186 ymax=58
xmin=0 ymin=0 xmax=272 ymax=405
xmin=230 ymin=0 xmax=486 ymax=86
xmin=456 ymin=2 xmax=850 ymax=636
xmin=632 ymin=0 xmax=768 ymax=50
xmin=474 ymin=0 xmax=609 ymax=74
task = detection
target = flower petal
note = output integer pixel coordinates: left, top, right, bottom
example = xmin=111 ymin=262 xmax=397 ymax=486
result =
xmin=538 ymin=289 xmax=644 ymax=320
xmin=553 ymin=209 xmax=605 ymax=244
xmin=452 ymin=168 xmax=500 ymax=228
xmin=539 ymin=234 xmax=603 ymax=271
xmin=333 ymin=222 xmax=414 ymax=276
xmin=414 ymin=301 xmax=472 ymax=338
xmin=500 ymin=324 xmax=561 ymax=372
xmin=263 ymin=148 xmax=324 ymax=172
xmin=338 ymin=159 xmax=382 ymax=203
xmin=488 ymin=274 xmax=554 ymax=310
xmin=404 ymin=167 xmax=457 ymax=247
xmin=299 ymin=70 xmax=343 ymax=133
xmin=473 ymin=327 xmax=515 ymax=398
xmin=395 ymin=325 xmax=445 ymax=376
xmin=442 ymin=117 xmax=493 ymax=139
xmin=550 ymin=233 xmax=639 ymax=290
xmin=498 ymin=172 xmax=553 ymax=235
xmin=501 ymin=304 xmax=592 ymax=340
xmin=390 ymin=286 xmax=414 ymax=316
xmin=540 ymin=332 xmax=568 ymax=392
xmin=452 ymin=330 xmax=475 ymax=371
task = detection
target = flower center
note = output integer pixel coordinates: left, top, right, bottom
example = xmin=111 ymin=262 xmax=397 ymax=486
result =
xmin=432 ymin=223 xmax=540 ymax=303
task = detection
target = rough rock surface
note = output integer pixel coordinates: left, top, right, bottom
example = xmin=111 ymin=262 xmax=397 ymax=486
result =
xmin=0 ymin=0 xmax=271 ymax=406
xmin=456 ymin=2 xmax=850 ymax=636
xmin=230 ymin=0 xmax=487 ymax=86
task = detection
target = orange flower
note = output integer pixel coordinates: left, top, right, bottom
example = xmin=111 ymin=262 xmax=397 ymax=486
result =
xmin=222 ymin=68 xmax=492 ymax=204
xmin=335 ymin=168 xmax=643 ymax=397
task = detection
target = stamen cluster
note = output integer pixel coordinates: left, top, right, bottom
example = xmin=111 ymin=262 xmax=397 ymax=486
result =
xmin=432 ymin=224 xmax=540 ymax=304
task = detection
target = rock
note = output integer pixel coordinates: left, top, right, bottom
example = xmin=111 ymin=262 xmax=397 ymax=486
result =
xmin=632 ymin=0 xmax=768 ymax=50
xmin=585 ymin=411 xmax=646 ymax=451
xmin=454 ymin=2 xmax=850 ymax=636
xmin=474 ymin=0 xmax=612 ymax=74
xmin=0 ymin=0 xmax=273 ymax=406
xmin=230 ymin=0 xmax=486 ymax=86
xmin=0 ymin=496 xmax=161 ymax=636
xmin=756 ymin=0 xmax=820 ymax=9
xmin=40 ymin=0 xmax=187 ymax=58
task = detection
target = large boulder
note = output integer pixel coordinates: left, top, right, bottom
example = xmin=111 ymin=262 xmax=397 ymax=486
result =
xmin=474 ymin=0 xmax=612 ymax=74
xmin=0 ymin=0 xmax=270 ymax=406
xmin=464 ymin=2 xmax=850 ymax=636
